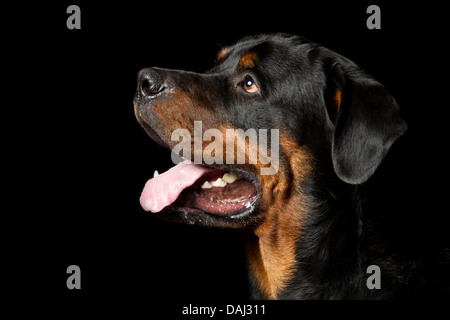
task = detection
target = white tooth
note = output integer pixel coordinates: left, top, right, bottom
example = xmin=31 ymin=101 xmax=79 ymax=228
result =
xmin=222 ymin=172 xmax=241 ymax=183
xmin=201 ymin=181 xmax=212 ymax=189
xmin=153 ymin=170 xmax=159 ymax=178
xmin=212 ymin=178 xmax=227 ymax=187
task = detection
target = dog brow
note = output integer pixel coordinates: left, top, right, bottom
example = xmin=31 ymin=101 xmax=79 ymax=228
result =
xmin=239 ymin=53 xmax=256 ymax=69
xmin=239 ymin=52 xmax=257 ymax=69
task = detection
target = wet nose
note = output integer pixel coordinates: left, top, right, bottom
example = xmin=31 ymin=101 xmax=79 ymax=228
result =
xmin=137 ymin=68 xmax=165 ymax=97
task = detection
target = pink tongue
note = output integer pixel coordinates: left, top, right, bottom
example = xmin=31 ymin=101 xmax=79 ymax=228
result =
xmin=139 ymin=160 xmax=214 ymax=213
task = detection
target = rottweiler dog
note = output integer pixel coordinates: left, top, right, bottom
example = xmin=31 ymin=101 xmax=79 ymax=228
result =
xmin=133 ymin=33 xmax=450 ymax=299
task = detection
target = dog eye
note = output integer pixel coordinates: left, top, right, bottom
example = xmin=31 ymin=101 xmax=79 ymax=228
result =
xmin=241 ymin=76 xmax=259 ymax=93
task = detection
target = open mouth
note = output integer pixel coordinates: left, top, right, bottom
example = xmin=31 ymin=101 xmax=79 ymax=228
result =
xmin=136 ymin=117 xmax=261 ymax=217
xmin=140 ymin=160 xmax=259 ymax=217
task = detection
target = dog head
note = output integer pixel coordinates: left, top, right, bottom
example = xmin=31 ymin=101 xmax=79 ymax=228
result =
xmin=134 ymin=33 xmax=407 ymax=228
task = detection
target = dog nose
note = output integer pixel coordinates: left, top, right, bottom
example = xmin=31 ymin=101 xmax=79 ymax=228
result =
xmin=137 ymin=68 xmax=165 ymax=97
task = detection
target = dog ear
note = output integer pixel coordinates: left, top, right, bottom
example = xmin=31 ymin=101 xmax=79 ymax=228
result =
xmin=326 ymin=61 xmax=407 ymax=184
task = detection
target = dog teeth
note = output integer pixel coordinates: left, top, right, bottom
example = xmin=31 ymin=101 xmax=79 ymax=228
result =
xmin=212 ymin=178 xmax=227 ymax=187
xmin=201 ymin=181 xmax=212 ymax=189
xmin=200 ymin=172 xmax=242 ymax=189
xmin=153 ymin=170 xmax=159 ymax=178
xmin=222 ymin=172 xmax=241 ymax=183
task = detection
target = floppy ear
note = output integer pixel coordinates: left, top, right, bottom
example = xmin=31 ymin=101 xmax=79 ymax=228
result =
xmin=326 ymin=61 xmax=407 ymax=184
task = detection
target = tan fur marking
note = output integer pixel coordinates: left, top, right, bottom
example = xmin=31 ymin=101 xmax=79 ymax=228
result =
xmin=334 ymin=88 xmax=342 ymax=114
xmin=150 ymin=88 xmax=217 ymax=149
xmin=245 ymin=134 xmax=312 ymax=299
xmin=239 ymin=53 xmax=257 ymax=69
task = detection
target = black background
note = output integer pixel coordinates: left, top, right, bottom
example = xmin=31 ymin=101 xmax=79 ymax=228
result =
xmin=8 ymin=0 xmax=450 ymax=316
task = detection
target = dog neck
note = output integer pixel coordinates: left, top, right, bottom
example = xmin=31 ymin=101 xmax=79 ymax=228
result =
xmin=244 ymin=182 xmax=366 ymax=299
xmin=243 ymin=144 xmax=369 ymax=299
xmin=243 ymin=141 xmax=314 ymax=299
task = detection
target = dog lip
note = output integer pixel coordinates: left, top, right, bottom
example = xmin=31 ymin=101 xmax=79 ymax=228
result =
xmin=172 ymin=198 xmax=258 ymax=219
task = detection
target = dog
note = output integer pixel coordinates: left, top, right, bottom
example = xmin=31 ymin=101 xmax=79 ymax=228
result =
xmin=133 ymin=33 xmax=450 ymax=299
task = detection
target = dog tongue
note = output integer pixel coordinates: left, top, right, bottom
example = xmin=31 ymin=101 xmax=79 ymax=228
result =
xmin=139 ymin=160 xmax=214 ymax=213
